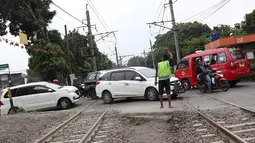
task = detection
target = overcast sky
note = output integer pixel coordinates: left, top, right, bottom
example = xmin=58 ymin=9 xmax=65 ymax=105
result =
xmin=0 ymin=0 xmax=254 ymax=74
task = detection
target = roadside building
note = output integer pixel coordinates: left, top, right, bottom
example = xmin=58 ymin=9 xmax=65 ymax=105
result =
xmin=0 ymin=73 xmax=27 ymax=89
xmin=204 ymin=34 xmax=255 ymax=65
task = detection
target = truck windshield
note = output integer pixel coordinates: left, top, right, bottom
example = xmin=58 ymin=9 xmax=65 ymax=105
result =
xmin=228 ymin=47 xmax=245 ymax=60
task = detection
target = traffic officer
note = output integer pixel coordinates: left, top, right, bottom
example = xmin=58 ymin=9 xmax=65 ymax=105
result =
xmin=154 ymin=48 xmax=173 ymax=108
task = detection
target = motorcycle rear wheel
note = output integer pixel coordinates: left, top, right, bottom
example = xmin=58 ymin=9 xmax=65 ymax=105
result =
xmin=197 ymin=82 xmax=207 ymax=93
xmin=220 ymin=80 xmax=229 ymax=92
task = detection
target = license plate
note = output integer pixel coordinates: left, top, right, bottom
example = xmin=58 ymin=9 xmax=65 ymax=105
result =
xmin=239 ymin=62 xmax=244 ymax=67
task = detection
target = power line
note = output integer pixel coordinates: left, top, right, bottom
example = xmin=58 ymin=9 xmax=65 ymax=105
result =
xmin=199 ymin=0 xmax=231 ymax=22
xmin=86 ymin=0 xmax=110 ymax=31
xmin=51 ymin=1 xmax=83 ymax=24
xmin=179 ymin=0 xmax=227 ymax=22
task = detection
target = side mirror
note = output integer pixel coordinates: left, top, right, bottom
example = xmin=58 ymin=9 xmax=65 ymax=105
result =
xmin=48 ymin=89 xmax=54 ymax=92
xmin=135 ymin=76 xmax=142 ymax=81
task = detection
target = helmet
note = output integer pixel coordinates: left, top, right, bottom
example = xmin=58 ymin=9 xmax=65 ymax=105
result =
xmin=53 ymin=79 xmax=59 ymax=84
xmin=195 ymin=57 xmax=201 ymax=62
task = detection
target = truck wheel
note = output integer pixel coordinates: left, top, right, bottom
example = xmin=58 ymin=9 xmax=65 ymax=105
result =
xmin=181 ymin=79 xmax=191 ymax=90
xmin=90 ymin=91 xmax=99 ymax=100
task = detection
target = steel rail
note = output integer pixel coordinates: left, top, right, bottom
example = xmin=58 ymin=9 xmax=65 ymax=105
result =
xmin=79 ymin=107 xmax=110 ymax=143
xmin=207 ymin=95 xmax=255 ymax=114
xmin=185 ymin=102 xmax=247 ymax=143
xmin=34 ymin=100 xmax=98 ymax=143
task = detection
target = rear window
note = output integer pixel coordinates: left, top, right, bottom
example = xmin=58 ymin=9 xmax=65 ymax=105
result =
xmin=228 ymin=47 xmax=245 ymax=60
xmin=177 ymin=59 xmax=189 ymax=69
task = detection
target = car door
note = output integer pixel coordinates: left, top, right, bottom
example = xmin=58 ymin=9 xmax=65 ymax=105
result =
xmin=109 ymin=71 xmax=125 ymax=97
xmin=33 ymin=85 xmax=56 ymax=110
xmin=123 ymin=71 xmax=146 ymax=96
xmin=15 ymin=86 xmax=37 ymax=111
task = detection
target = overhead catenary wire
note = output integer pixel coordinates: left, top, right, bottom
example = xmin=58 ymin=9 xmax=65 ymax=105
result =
xmin=179 ymin=0 xmax=228 ymax=22
xmin=51 ymin=1 xmax=83 ymax=24
xmin=86 ymin=0 xmax=110 ymax=31
xmin=199 ymin=0 xmax=231 ymax=22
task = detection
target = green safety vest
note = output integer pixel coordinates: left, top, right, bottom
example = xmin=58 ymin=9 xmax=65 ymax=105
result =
xmin=158 ymin=61 xmax=172 ymax=80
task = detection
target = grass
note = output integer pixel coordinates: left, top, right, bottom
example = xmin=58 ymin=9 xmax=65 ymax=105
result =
xmin=128 ymin=117 xmax=148 ymax=126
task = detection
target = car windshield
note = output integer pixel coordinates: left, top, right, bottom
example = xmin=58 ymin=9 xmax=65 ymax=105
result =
xmin=137 ymin=68 xmax=156 ymax=78
xmin=45 ymin=82 xmax=62 ymax=89
xmin=228 ymin=47 xmax=245 ymax=60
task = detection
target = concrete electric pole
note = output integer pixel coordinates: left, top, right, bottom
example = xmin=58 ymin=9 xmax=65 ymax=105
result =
xmin=150 ymin=40 xmax=156 ymax=69
xmin=143 ymin=50 xmax=147 ymax=67
xmin=86 ymin=4 xmax=97 ymax=71
xmin=169 ymin=0 xmax=181 ymax=63
xmin=115 ymin=44 xmax=119 ymax=67
xmin=64 ymin=25 xmax=72 ymax=74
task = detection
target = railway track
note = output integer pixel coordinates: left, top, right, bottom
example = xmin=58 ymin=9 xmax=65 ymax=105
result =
xmin=34 ymin=101 xmax=112 ymax=143
xmin=186 ymin=97 xmax=255 ymax=143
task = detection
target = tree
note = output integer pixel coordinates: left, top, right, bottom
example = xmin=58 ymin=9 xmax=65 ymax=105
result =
xmin=153 ymin=21 xmax=211 ymax=65
xmin=0 ymin=0 xmax=56 ymax=40
xmin=127 ymin=56 xmax=145 ymax=67
xmin=27 ymin=39 xmax=69 ymax=83
xmin=213 ymin=24 xmax=246 ymax=37
xmin=242 ymin=10 xmax=255 ymax=34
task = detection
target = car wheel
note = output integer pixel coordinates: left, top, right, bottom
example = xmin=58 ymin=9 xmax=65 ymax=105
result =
xmin=181 ymin=79 xmax=191 ymax=90
xmin=102 ymin=91 xmax=113 ymax=104
xmin=90 ymin=91 xmax=99 ymax=100
xmin=171 ymin=92 xmax=178 ymax=99
xmin=146 ymin=87 xmax=159 ymax=101
xmin=59 ymin=98 xmax=71 ymax=110
xmin=229 ymin=80 xmax=238 ymax=87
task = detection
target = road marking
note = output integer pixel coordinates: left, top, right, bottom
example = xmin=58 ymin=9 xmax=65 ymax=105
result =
xmin=217 ymin=121 xmax=225 ymax=124
xmin=225 ymin=122 xmax=255 ymax=128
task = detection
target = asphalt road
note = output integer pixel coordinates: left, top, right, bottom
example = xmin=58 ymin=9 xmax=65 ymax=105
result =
xmin=80 ymin=82 xmax=255 ymax=115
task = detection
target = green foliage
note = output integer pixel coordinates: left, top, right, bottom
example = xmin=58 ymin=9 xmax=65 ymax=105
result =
xmin=0 ymin=0 xmax=56 ymax=39
xmin=242 ymin=10 xmax=255 ymax=34
xmin=127 ymin=56 xmax=146 ymax=67
xmin=243 ymin=64 xmax=255 ymax=82
xmin=152 ymin=21 xmax=211 ymax=65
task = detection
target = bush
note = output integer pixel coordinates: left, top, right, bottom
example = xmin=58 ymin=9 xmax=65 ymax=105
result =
xmin=243 ymin=64 xmax=255 ymax=82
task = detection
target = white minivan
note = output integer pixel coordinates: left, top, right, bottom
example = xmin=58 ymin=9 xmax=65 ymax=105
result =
xmin=0 ymin=82 xmax=80 ymax=115
xmin=96 ymin=67 xmax=185 ymax=104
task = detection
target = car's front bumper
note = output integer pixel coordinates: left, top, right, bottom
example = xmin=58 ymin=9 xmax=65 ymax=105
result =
xmin=170 ymin=80 xmax=186 ymax=94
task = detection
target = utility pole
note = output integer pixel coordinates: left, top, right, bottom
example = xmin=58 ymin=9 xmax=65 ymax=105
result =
xmin=119 ymin=56 xmax=122 ymax=67
xmin=150 ymin=40 xmax=156 ymax=69
xmin=64 ymin=25 xmax=72 ymax=74
xmin=114 ymin=44 xmax=119 ymax=67
xmin=143 ymin=50 xmax=147 ymax=67
xmin=86 ymin=4 xmax=97 ymax=71
xmin=169 ymin=0 xmax=181 ymax=63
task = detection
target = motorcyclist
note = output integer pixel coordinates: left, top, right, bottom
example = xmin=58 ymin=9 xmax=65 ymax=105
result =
xmin=195 ymin=58 xmax=213 ymax=92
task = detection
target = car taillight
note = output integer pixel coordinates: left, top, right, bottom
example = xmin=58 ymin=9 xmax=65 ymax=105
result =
xmin=230 ymin=61 xmax=236 ymax=69
xmin=0 ymin=100 xmax=3 ymax=105
xmin=96 ymin=81 xmax=100 ymax=85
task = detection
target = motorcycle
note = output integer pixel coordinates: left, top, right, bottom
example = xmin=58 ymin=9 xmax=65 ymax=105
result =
xmin=197 ymin=68 xmax=229 ymax=93
xmin=73 ymin=84 xmax=87 ymax=97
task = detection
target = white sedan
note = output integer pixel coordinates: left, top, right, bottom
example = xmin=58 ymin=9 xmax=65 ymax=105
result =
xmin=96 ymin=67 xmax=185 ymax=104
xmin=0 ymin=82 xmax=80 ymax=115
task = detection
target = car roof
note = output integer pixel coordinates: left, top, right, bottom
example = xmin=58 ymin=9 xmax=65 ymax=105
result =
xmin=183 ymin=48 xmax=227 ymax=59
xmin=2 ymin=81 xmax=52 ymax=91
